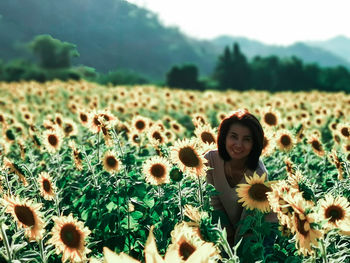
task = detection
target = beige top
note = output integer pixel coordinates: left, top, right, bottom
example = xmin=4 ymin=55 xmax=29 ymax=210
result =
xmin=205 ymin=150 xmax=268 ymax=241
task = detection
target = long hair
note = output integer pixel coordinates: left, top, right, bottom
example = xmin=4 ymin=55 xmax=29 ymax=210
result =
xmin=217 ymin=109 xmax=264 ymax=170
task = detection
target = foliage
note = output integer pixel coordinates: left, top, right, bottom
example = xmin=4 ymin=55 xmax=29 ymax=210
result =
xmin=28 ymin=34 xmax=79 ymax=69
xmin=166 ymin=64 xmax=203 ymax=90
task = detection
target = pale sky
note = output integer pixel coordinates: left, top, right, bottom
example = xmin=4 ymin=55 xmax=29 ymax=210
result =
xmin=126 ymin=0 xmax=350 ymax=45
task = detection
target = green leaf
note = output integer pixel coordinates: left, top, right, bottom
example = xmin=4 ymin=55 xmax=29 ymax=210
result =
xmin=106 ymin=201 xmax=117 ymax=212
xmin=131 ymin=211 xmax=143 ymax=220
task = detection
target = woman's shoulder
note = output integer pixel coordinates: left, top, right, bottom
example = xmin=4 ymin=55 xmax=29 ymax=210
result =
xmin=204 ymin=149 xmax=218 ymax=159
xmin=204 ymin=149 xmax=222 ymax=167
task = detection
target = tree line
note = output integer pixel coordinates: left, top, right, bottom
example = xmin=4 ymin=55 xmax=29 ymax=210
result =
xmin=167 ymin=43 xmax=350 ymax=92
xmin=1 ymin=35 xmax=350 ymax=92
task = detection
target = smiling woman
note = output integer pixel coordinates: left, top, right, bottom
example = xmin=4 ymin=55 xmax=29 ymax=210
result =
xmin=205 ymin=109 xmax=274 ymax=246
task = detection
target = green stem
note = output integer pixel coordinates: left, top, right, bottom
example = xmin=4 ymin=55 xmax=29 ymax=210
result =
xmin=97 ymin=131 xmax=100 ymax=164
xmin=54 ymin=193 xmax=61 ymax=216
xmin=178 ymin=181 xmax=183 ymax=221
xmin=197 ymin=175 xmax=203 ymax=209
xmin=2 ymin=169 xmax=12 ymax=196
xmin=217 ymin=228 xmax=234 ymax=259
xmin=39 ymin=239 xmax=47 ymax=263
xmin=1 ymin=222 xmax=12 ymax=262
xmin=320 ymin=238 xmax=328 ymax=263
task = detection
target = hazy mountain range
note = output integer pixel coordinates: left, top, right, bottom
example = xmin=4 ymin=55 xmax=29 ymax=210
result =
xmin=1 ymin=0 xmax=350 ymax=80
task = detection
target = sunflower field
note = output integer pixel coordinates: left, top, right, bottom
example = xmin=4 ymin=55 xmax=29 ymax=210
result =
xmin=0 ymin=80 xmax=349 ymax=263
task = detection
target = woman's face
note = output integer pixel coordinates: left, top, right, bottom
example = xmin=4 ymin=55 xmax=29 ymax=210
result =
xmin=225 ymin=123 xmax=253 ymax=161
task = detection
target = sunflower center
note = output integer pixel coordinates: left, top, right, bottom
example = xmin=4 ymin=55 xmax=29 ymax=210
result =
xmin=43 ymin=179 xmax=51 ymax=192
xmin=106 ymin=156 xmax=117 ymax=168
xmin=48 ymin=134 xmax=58 ymax=146
xmin=60 ymin=223 xmax=81 ymax=249
xmin=264 ymin=113 xmax=277 ymax=126
xmin=201 ymin=132 xmax=215 ymax=144
xmin=80 ymin=113 xmax=88 ymax=122
xmin=64 ymin=124 xmax=73 ymax=134
xmin=295 ymin=215 xmax=309 ymax=236
xmin=152 ymin=132 xmax=163 ymax=142
xmin=14 ymin=205 xmax=35 ymax=227
xmin=341 ymin=127 xmax=349 ymax=137
xmin=179 ymin=240 xmax=196 ymax=260
xmin=248 ymin=183 xmax=270 ymax=202
xmin=151 ymin=164 xmax=165 ymax=178
xmin=311 ymin=140 xmax=322 ymax=151
xmin=281 ymin=135 xmax=291 ymax=146
xmin=178 ymin=147 xmax=200 ymax=167
xmin=325 ymin=205 xmax=344 ymax=222
xmin=6 ymin=129 xmax=15 ymax=141
xmin=136 ymin=120 xmax=145 ymax=130
xmin=56 ymin=117 xmax=62 ymax=126
xmin=93 ymin=116 xmax=101 ymax=126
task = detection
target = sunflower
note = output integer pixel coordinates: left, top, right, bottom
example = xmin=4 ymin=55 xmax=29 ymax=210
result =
xmin=194 ymin=124 xmax=217 ymax=146
xmin=170 ymin=138 xmax=207 ymax=178
xmin=48 ymin=214 xmax=91 ymax=263
xmin=131 ymin=115 xmax=149 ymax=133
xmin=77 ymin=109 xmax=89 ymax=127
xmin=260 ymin=107 xmax=280 ymax=127
xmin=88 ymin=110 xmax=115 ymax=134
xmin=164 ymin=221 xmax=219 ymax=263
xmin=2 ymin=195 xmax=45 ymax=241
xmin=42 ymin=127 xmax=63 ymax=153
xmin=261 ymin=130 xmax=275 ymax=157
xmin=191 ymin=113 xmax=208 ymax=127
xmin=63 ymin=119 xmax=78 ymax=137
xmin=287 ymin=194 xmax=323 ymax=256
xmin=284 ymin=157 xmax=294 ymax=177
xmin=170 ymin=120 xmax=185 ymax=136
xmin=21 ymin=111 xmax=34 ymax=125
xmin=54 ymin=113 xmax=64 ymax=128
xmin=267 ymin=180 xmax=299 ymax=229
xmin=147 ymin=125 xmax=167 ymax=146
xmin=236 ymin=172 xmax=272 ymax=213
xmin=338 ymin=221 xmax=350 ymax=236
xmin=68 ymin=140 xmax=84 ymax=171
xmin=318 ymin=194 xmax=350 ymax=231
xmin=102 ymin=151 xmax=120 ymax=174
xmin=275 ymin=129 xmax=295 ymax=152
xmin=129 ymin=131 xmax=142 ymax=147
xmin=184 ymin=205 xmax=208 ymax=223
xmin=142 ymin=156 xmax=171 ymax=185
xmin=328 ymin=149 xmax=343 ymax=180
xmin=164 ymin=129 xmax=176 ymax=143
xmin=338 ymin=123 xmax=350 ymax=139
xmin=308 ymin=134 xmax=325 ymax=157
xmin=37 ymin=172 xmax=56 ymax=200
xmin=103 ymin=247 xmax=140 ymax=263
xmin=3 ymin=157 xmax=28 ymax=186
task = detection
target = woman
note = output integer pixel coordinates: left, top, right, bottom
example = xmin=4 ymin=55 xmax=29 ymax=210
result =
xmin=205 ymin=108 xmax=269 ymax=246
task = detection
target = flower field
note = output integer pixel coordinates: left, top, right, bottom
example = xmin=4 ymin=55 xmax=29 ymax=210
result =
xmin=0 ymin=80 xmax=349 ymax=263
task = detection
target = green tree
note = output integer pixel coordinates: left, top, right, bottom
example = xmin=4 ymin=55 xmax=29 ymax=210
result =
xmin=166 ymin=64 xmax=202 ymax=90
xmin=213 ymin=43 xmax=250 ymax=90
xmin=29 ymin=34 xmax=79 ymax=69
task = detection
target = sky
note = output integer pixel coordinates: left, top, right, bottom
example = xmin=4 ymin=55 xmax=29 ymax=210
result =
xmin=126 ymin=0 xmax=350 ymax=46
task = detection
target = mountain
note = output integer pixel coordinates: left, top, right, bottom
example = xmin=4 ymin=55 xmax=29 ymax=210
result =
xmin=211 ymin=36 xmax=350 ymax=69
xmin=0 ymin=0 xmax=349 ymax=81
xmin=305 ymin=35 xmax=350 ymax=63
xmin=0 ymin=0 xmax=218 ymax=80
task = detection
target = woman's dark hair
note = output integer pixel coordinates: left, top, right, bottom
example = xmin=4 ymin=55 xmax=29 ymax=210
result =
xmin=217 ymin=109 xmax=264 ymax=170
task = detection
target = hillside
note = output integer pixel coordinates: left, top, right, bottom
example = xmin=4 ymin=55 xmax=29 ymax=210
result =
xmin=212 ymin=36 xmax=350 ymax=69
xmin=0 ymin=0 xmax=349 ymax=80
xmin=306 ymin=35 xmax=350 ymax=63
